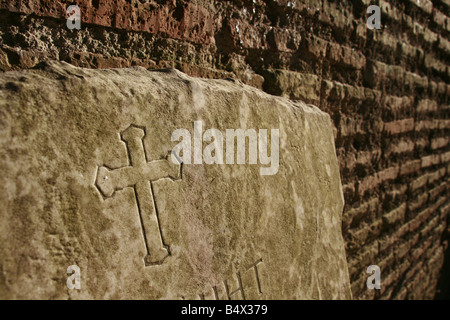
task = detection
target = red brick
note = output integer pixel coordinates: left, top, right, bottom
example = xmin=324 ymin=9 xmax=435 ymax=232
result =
xmin=359 ymin=166 xmax=400 ymax=196
xmin=388 ymin=139 xmax=415 ymax=155
xmin=409 ymin=0 xmax=434 ymax=15
xmin=304 ymin=36 xmax=328 ymax=59
xmin=400 ymin=160 xmax=421 ymax=175
xmin=327 ymin=42 xmax=366 ymax=69
xmin=417 ymin=99 xmax=438 ymax=113
xmin=439 ymin=119 xmax=450 ymax=129
xmin=343 ymin=197 xmax=379 ymax=228
xmin=429 ymin=182 xmax=447 ymax=201
xmin=415 ymin=120 xmax=438 ymax=131
xmin=421 ymin=154 xmax=441 ymax=168
xmin=383 ymin=269 xmax=399 ymax=288
xmin=404 ymin=260 xmax=424 ymax=281
xmin=408 ymin=193 xmax=429 ymax=212
xmin=409 ymin=207 xmax=433 ymax=232
xmin=378 ymin=250 xmax=395 ymax=272
xmin=383 ymin=204 xmax=406 ymax=227
xmin=393 ymin=287 xmax=408 ymax=300
xmin=397 ymin=240 xmax=412 ymax=259
xmin=441 ymin=151 xmax=450 ymax=164
xmin=411 ymin=174 xmax=429 ymax=191
xmin=384 ymin=95 xmax=414 ymax=116
xmin=378 ymin=166 xmax=400 ymax=182
xmin=428 ymin=168 xmax=445 ymax=184
xmin=420 ymin=216 xmax=441 ymax=238
xmin=431 ymin=137 xmax=449 ymax=150
xmin=384 ymin=118 xmax=414 ymax=135
xmin=440 ymin=202 xmax=450 ymax=218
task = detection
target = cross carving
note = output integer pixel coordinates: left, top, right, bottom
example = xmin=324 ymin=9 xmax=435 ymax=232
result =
xmin=95 ymin=125 xmax=181 ymax=266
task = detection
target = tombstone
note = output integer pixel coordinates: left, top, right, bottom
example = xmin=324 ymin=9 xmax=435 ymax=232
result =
xmin=0 ymin=61 xmax=351 ymax=299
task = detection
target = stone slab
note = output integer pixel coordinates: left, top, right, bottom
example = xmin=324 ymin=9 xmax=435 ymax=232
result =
xmin=0 ymin=61 xmax=351 ymax=299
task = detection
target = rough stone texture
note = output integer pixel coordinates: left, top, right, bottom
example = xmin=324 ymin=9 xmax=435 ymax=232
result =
xmin=0 ymin=0 xmax=449 ymax=300
xmin=0 ymin=61 xmax=351 ymax=299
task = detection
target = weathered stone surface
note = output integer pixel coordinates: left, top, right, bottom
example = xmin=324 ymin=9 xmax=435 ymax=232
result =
xmin=0 ymin=61 xmax=350 ymax=299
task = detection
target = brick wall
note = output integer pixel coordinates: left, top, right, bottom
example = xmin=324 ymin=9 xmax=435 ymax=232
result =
xmin=0 ymin=0 xmax=449 ymax=299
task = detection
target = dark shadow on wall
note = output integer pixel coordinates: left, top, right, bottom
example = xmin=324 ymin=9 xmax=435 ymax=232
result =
xmin=435 ymin=240 xmax=450 ymax=299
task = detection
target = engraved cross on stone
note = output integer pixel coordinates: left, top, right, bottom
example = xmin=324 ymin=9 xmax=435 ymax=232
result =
xmin=95 ymin=125 xmax=181 ymax=266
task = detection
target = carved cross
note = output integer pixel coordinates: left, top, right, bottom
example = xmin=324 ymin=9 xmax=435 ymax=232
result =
xmin=95 ymin=125 xmax=181 ymax=266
